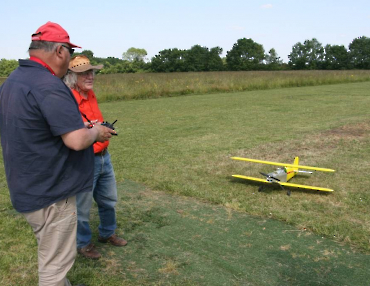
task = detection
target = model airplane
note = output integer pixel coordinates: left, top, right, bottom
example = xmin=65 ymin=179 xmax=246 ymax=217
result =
xmin=231 ymin=156 xmax=335 ymax=196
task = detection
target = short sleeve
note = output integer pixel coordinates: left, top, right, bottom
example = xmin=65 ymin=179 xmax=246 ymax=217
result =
xmin=38 ymin=83 xmax=84 ymax=136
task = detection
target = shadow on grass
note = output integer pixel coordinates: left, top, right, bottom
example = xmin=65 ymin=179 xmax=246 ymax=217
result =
xmin=229 ymin=176 xmax=333 ymax=197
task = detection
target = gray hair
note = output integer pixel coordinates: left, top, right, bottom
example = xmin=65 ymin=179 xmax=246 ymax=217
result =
xmin=63 ymin=69 xmax=96 ymax=90
xmin=28 ymin=41 xmax=65 ymax=53
xmin=63 ymin=70 xmax=78 ymax=89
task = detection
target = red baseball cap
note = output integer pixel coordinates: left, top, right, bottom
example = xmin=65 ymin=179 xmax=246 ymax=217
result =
xmin=31 ymin=21 xmax=81 ymax=48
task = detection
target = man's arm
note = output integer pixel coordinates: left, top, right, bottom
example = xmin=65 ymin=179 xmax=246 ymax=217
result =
xmin=61 ymin=123 xmax=114 ymax=151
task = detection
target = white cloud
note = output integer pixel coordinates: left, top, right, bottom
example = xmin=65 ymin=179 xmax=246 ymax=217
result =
xmin=261 ymin=4 xmax=273 ymax=9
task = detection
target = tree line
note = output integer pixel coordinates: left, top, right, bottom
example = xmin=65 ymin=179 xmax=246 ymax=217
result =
xmin=1 ymin=36 xmax=370 ymax=76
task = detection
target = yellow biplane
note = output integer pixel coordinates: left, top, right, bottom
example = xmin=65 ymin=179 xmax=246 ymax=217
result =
xmin=231 ymin=156 xmax=335 ymax=196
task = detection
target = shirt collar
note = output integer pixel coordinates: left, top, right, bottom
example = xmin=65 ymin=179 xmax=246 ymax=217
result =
xmin=29 ymin=56 xmax=56 ymax=76
xmin=73 ymin=89 xmax=92 ymax=105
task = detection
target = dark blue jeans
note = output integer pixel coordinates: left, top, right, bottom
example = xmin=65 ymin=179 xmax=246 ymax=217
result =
xmin=76 ymin=151 xmax=117 ymax=249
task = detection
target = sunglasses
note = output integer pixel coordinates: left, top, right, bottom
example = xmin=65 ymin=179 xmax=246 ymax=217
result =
xmin=61 ymin=45 xmax=74 ymax=56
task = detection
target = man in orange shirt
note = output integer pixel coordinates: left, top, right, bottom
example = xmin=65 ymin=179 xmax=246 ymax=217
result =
xmin=64 ymin=55 xmax=127 ymax=259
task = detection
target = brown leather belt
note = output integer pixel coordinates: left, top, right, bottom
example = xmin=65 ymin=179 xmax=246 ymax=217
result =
xmin=95 ymin=148 xmax=107 ymax=156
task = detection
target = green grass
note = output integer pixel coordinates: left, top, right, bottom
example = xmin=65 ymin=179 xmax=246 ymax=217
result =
xmin=2 ymin=180 xmax=370 ymax=285
xmin=1 ymin=80 xmax=370 ymax=285
xmin=75 ymin=180 xmax=370 ymax=286
xmin=107 ymin=81 xmax=370 ymax=252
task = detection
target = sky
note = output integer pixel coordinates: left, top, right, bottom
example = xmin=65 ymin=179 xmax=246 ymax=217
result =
xmin=1 ymin=0 xmax=369 ymax=63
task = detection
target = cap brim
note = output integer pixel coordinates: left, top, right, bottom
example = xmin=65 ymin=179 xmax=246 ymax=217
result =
xmin=69 ymin=42 xmax=81 ymax=49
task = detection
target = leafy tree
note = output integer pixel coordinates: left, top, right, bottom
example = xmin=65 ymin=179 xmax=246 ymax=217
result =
xmin=265 ymin=48 xmax=283 ymax=70
xmin=287 ymin=42 xmax=306 ymax=69
xmin=226 ymin=38 xmax=265 ymax=71
xmin=94 ymin=56 xmax=121 ymax=66
xmin=208 ymin=47 xmax=224 ymax=71
xmin=100 ymin=61 xmax=137 ymax=74
xmin=183 ymin=45 xmax=209 ymax=71
xmin=91 ymin=55 xmax=150 ymax=74
xmin=0 ymin=59 xmax=18 ymax=77
xmin=288 ymin=38 xmax=324 ymax=69
xmin=151 ymin=45 xmax=224 ymax=72
xmin=150 ymin=49 xmax=185 ymax=72
xmin=322 ymin=44 xmax=349 ymax=70
xmin=81 ymin=50 xmax=94 ymax=60
xmin=184 ymin=45 xmax=223 ymax=71
xmin=348 ymin=36 xmax=370 ymax=69
xmin=122 ymin=47 xmax=148 ymax=62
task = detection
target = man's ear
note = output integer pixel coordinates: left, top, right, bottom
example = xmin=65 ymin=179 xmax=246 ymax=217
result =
xmin=56 ymin=45 xmax=63 ymax=56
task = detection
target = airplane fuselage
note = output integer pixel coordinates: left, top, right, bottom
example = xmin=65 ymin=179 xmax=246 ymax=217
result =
xmin=267 ymin=168 xmax=289 ymax=182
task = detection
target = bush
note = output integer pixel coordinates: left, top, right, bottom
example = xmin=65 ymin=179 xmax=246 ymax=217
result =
xmin=0 ymin=59 xmax=18 ymax=77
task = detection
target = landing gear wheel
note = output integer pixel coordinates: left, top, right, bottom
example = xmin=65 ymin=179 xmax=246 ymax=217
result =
xmin=287 ymin=190 xmax=291 ymax=196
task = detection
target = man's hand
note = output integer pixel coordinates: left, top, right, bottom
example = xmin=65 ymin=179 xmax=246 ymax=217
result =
xmin=62 ymin=123 xmax=115 ymax=151
xmin=84 ymin=120 xmax=98 ymax=128
xmin=93 ymin=122 xmax=116 ymax=142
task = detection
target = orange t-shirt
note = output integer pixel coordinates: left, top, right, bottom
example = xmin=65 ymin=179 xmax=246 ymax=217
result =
xmin=71 ymin=89 xmax=109 ymax=153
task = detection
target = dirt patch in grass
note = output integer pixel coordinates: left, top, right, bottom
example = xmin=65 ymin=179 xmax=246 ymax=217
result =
xmin=322 ymin=121 xmax=370 ymax=139
xmin=232 ymin=120 xmax=370 ymax=163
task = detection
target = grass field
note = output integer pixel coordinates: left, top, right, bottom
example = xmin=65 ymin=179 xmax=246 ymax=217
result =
xmin=106 ymin=81 xmax=370 ymax=251
xmin=93 ymin=70 xmax=370 ymax=101
xmin=1 ymin=75 xmax=370 ymax=285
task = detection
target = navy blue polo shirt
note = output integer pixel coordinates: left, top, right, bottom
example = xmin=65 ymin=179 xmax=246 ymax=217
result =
xmin=0 ymin=59 xmax=94 ymax=213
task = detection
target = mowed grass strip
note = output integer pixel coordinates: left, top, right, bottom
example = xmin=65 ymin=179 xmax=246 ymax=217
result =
xmin=74 ymin=180 xmax=370 ymax=286
xmin=2 ymin=180 xmax=370 ymax=285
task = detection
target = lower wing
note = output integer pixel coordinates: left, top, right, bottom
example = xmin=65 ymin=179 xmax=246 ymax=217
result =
xmin=232 ymin=175 xmax=334 ymax=192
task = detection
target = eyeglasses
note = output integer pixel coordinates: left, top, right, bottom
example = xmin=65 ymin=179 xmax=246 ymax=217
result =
xmin=61 ymin=45 xmax=74 ymax=56
xmin=78 ymin=70 xmax=94 ymax=77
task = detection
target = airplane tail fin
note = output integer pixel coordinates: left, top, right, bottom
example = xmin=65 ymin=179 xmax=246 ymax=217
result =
xmin=293 ymin=157 xmax=299 ymax=166
xmin=286 ymin=157 xmax=299 ymax=181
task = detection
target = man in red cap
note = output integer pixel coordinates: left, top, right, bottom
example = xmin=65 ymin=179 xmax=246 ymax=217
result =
xmin=0 ymin=21 xmax=115 ymax=286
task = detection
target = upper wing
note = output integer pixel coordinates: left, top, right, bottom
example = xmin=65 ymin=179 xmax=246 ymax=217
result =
xmin=232 ymin=174 xmax=334 ymax=192
xmin=231 ymin=157 xmax=335 ymax=172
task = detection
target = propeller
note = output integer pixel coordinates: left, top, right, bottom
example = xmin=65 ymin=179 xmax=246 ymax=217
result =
xmin=259 ymin=172 xmax=292 ymax=196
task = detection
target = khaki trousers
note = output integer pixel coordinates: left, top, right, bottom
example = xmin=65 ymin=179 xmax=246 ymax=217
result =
xmin=23 ymin=196 xmax=77 ymax=286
